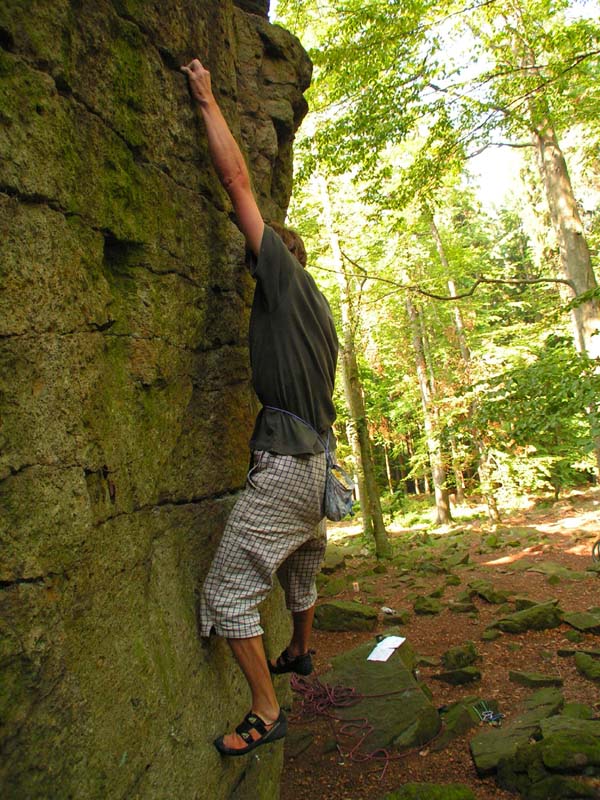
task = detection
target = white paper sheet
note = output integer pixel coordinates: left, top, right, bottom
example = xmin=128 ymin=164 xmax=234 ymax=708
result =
xmin=367 ymin=635 xmax=406 ymax=662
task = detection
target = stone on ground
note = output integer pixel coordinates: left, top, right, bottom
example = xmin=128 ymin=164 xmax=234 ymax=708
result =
xmin=564 ymin=629 xmax=584 ymax=643
xmin=526 ymin=560 xmax=588 ymax=581
xmin=508 ymin=671 xmax=564 ymax=688
xmin=513 ymin=596 xmax=558 ymax=611
xmin=314 ymin=600 xmax=378 ymax=631
xmin=323 ymin=639 xmax=441 ymax=752
xmin=382 ymin=609 xmax=411 ymax=626
xmin=382 ymin=783 xmax=476 ymax=800
xmin=481 ymin=629 xmax=501 ymax=641
xmin=557 ymin=646 xmax=600 ymax=658
xmin=487 ymin=601 xmax=563 ymax=633
xmin=321 ymin=544 xmax=347 ymax=574
xmin=318 ymin=575 xmax=348 ymax=597
xmin=433 ymin=697 xmax=498 ymax=751
xmin=575 ymin=652 xmax=600 ymax=682
xmin=413 ymin=596 xmax=443 ymax=615
xmin=468 ymin=579 xmax=512 ymax=604
xmin=470 ymin=688 xmax=564 ymax=776
xmin=445 ymin=550 xmax=470 ymax=568
xmin=441 ymin=641 xmax=478 ymax=670
xmin=496 ymin=715 xmax=600 ymax=799
xmin=433 ymin=666 xmax=481 ymax=685
xmin=448 ymin=600 xmax=477 ymax=613
xmin=563 ymin=610 xmax=600 ymax=633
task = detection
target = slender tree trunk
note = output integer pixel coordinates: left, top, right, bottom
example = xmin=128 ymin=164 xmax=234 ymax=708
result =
xmin=429 ymin=210 xmax=501 ymax=518
xmin=405 ymin=293 xmax=452 ymax=524
xmin=318 ymin=175 xmax=391 ymax=557
xmin=383 ymin=442 xmax=394 ymax=493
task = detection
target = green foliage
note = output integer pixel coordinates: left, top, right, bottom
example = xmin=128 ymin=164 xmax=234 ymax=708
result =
xmin=466 ymin=335 xmax=599 ymax=497
xmin=278 ymin=0 xmax=600 ymax=517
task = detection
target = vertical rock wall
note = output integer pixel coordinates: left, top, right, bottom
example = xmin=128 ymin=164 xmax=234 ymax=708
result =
xmin=0 ymin=1 xmax=311 ymax=797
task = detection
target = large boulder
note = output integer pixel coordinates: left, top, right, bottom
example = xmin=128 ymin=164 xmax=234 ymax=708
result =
xmin=322 ymin=639 xmax=441 ymax=752
xmin=470 ymin=688 xmax=564 ymax=776
xmin=497 ymin=716 xmax=600 ymax=799
xmin=0 ymin=2 xmax=311 ymax=798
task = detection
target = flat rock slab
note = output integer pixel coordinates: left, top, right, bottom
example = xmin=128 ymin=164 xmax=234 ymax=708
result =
xmin=509 ymin=670 xmax=564 ymax=688
xmin=322 ymin=639 xmax=441 ymax=753
xmin=314 ymin=600 xmax=378 ymax=631
xmin=557 ymin=647 xmax=600 ymax=658
xmin=382 ymin=783 xmax=476 ymax=800
xmin=540 ymin=716 xmax=600 ymax=739
xmin=563 ymin=611 xmax=600 ymax=633
xmin=433 ymin=666 xmax=481 ymax=686
xmin=526 ymin=560 xmax=588 ymax=581
xmin=470 ymin=688 xmax=564 ymax=776
xmin=488 ymin=601 xmax=563 ymax=634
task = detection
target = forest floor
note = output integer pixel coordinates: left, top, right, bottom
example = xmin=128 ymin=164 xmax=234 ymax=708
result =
xmin=279 ymin=487 xmax=600 ymax=800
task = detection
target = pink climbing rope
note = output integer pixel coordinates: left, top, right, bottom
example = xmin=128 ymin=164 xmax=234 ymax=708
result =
xmin=290 ymin=674 xmax=444 ymax=780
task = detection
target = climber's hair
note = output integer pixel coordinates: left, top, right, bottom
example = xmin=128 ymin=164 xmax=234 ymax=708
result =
xmin=268 ymin=220 xmax=307 ymax=268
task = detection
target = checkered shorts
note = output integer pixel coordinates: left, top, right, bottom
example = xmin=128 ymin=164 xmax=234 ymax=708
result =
xmin=200 ymin=450 xmax=328 ymax=639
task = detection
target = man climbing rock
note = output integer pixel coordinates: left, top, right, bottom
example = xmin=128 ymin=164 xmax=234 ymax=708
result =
xmin=181 ymin=58 xmax=338 ymax=756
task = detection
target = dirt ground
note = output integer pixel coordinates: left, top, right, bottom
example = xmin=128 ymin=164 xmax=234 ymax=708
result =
xmin=279 ymin=488 xmax=600 ymax=800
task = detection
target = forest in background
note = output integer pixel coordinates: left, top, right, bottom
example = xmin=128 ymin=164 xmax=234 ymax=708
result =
xmin=274 ymin=0 xmax=600 ymax=556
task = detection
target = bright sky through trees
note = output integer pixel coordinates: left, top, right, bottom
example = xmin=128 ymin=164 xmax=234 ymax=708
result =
xmin=272 ymin=0 xmax=598 ymax=214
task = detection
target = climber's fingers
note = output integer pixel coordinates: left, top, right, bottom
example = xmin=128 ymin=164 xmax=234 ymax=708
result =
xmin=181 ymin=58 xmax=208 ymax=76
xmin=181 ymin=58 xmax=213 ymax=104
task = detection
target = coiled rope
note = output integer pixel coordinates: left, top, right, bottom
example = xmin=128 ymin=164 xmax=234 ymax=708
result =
xmin=290 ymin=674 xmax=443 ymax=780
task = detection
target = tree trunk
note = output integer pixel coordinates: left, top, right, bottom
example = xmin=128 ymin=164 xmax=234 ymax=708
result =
xmin=428 ymin=210 xmax=501 ymax=518
xmin=405 ymin=293 xmax=452 ymax=524
xmin=383 ymin=442 xmax=394 ymax=493
xmin=533 ymin=122 xmax=600 ymax=358
xmin=318 ymin=175 xmax=391 ymax=557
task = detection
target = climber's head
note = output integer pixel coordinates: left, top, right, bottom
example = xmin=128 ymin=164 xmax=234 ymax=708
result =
xmin=268 ymin=221 xmax=307 ymax=268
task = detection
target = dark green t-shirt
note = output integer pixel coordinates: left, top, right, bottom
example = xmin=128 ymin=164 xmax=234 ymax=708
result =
xmin=248 ymin=226 xmax=338 ymax=455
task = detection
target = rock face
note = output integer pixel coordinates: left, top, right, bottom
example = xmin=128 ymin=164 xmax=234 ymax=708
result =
xmin=0 ymin=2 xmax=311 ymax=798
xmin=323 ymin=639 xmax=441 ymax=752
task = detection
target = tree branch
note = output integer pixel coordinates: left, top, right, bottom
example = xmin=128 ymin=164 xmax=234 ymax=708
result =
xmin=320 ymin=259 xmax=576 ymax=301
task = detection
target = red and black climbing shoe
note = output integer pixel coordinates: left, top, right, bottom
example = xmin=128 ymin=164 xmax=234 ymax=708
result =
xmin=214 ymin=709 xmax=287 ymax=756
xmin=269 ymin=648 xmax=314 ymax=676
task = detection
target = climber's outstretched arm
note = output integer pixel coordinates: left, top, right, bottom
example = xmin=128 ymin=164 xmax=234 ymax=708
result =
xmin=181 ymin=58 xmax=264 ymax=256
